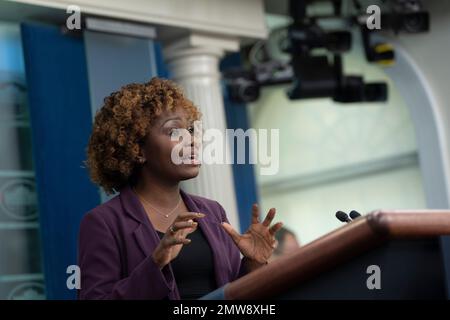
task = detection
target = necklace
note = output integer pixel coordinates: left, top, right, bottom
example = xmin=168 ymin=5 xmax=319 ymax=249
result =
xmin=133 ymin=188 xmax=182 ymax=218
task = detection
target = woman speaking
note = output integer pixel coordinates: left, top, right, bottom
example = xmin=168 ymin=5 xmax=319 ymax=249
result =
xmin=78 ymin=77 xmax=283 ymax=300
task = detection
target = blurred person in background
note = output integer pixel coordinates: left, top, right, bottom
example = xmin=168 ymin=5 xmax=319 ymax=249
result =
xmin=270 ymin=227 xmax=301 ymax=261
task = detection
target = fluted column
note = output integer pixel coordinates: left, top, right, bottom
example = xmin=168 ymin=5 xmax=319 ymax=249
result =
xmin=164 ymin=36 xmax=240 ymax=229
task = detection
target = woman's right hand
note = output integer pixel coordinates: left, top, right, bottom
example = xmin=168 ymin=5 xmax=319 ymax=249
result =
xmin=152 ymin=212 xmax=205 ymax=269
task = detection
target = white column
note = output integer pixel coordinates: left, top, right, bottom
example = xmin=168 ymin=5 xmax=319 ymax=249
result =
xmin=164 ymin=34 xmax=241 ymax=229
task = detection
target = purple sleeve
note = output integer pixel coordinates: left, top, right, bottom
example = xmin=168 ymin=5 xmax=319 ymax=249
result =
xmin=78 ymin=212 xmax=174 ymax=300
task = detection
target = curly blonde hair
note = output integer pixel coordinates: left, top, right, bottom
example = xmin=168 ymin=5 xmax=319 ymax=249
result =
xmin=86 ymin=77 xmax=201 ymax=194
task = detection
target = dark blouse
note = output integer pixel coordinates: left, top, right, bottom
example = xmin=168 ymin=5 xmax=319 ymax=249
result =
xmin=156 ymin=227 xmax=217 ymax=299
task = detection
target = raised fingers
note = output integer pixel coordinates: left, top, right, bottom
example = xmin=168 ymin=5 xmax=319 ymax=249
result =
xmin=170 ymin=220 xmax=198 ymax=233
xmin=175 ymin=212 xmax=205 ymax=222
xmin=163 ymin=235 xmax=191 ymax=247
xmin=251 ymin=203 xmax=260 ymax=224
xmin=262 ymin=208 xmax=276 ymax=227
xmin=269 ymin=222 xmax=283 ymax=236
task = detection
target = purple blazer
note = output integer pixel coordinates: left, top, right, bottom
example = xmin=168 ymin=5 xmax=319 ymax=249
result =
xmin=77 ymin=185 xmax=245 ymax=300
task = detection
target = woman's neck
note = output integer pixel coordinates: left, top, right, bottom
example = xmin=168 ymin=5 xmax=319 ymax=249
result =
xmin=133 ymin=171 xmax=181 ymax=208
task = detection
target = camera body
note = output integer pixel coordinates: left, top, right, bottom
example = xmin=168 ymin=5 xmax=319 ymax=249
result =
xmin=223 ymin=0 xmax=428 ymax=104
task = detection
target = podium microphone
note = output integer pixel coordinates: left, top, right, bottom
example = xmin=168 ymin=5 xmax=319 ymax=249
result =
xmin=349 ymin=210 xmax=362 ymax=220
xmin=336 ymin=211 xmax=351 ymax=223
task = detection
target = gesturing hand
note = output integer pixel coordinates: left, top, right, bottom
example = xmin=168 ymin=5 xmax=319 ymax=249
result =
xmin=222 ymin=204 xmax=283 ymax=264
xmin=152 ymin=212 xmax=205 ymax=269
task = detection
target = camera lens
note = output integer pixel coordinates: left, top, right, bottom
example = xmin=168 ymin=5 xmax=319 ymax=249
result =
xmin=402 ymin=12 xmax=429 ymax=33
xmin=238 ymin=81 xmax=260 ymax=103
xmin=364 ymin=83 xmax=388 ymax=102
xmin=227 ymin=78 xmax=260 ymax=103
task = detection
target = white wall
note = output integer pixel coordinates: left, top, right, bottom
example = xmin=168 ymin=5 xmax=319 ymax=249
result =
xmin=386 ymin=0 xmax=450 ymax=205
xmin=260 ymin=166 xmax=426 ymax=244
xmin=6 ymin=0 xmax=267 ymax=39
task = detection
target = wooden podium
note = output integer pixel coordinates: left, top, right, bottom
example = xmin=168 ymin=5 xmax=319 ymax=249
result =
xmin=203 ymin=210 xmax=450 ymax=300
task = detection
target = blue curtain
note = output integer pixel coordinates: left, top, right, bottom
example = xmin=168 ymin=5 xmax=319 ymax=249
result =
xmin=154 ymin=42 xmax=170 ymax=78
xmin=21 ymin=23 xmax=100 ymax=299
xmin=220 ymin=53 xmax=259 ymax=232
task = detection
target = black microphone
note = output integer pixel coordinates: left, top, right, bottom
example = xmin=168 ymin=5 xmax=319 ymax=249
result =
xmin=336 ymin=211 xmax=351 ymax=223
xmin=349 ymin=210 xmax=362 ymax=220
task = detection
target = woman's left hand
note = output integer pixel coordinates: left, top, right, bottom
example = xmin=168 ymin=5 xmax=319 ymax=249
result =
xmin=222 ymin=204 xmax=283 ymax=265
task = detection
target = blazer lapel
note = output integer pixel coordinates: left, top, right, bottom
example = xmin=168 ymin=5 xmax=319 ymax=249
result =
xmin=133 ymin=223 xmax=159 ymax=257
xmin=120 ymin=185 xmax=160 ymax=257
